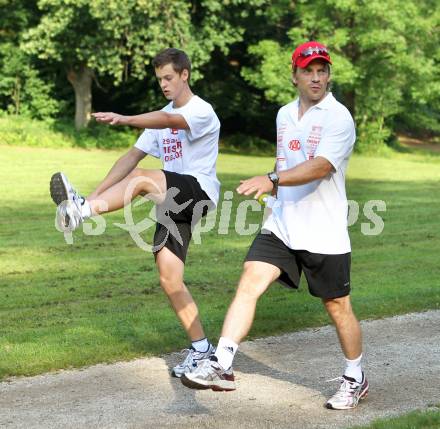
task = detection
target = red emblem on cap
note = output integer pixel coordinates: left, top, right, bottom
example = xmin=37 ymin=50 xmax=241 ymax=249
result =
xmin=292 ymin=41 xmax=332 ymax=69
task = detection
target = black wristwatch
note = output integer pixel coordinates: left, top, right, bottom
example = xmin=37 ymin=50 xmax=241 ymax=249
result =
xmin=267 ymin=171 xmax=279 ymax=196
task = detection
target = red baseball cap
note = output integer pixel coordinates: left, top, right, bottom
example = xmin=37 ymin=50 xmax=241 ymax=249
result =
xmin=292 ymin=41 xmax=332 ymax=68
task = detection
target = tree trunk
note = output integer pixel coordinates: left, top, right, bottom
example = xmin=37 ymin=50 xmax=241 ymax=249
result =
xmin=67 ymin=65 xmax=93 ymax=130
xmin=344 ymin=89 xmax=355 ymax=119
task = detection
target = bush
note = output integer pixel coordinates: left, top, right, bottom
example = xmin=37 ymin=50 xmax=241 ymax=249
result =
xmin=355 ymin=119 xmax=394 ymax=155
xmin=0 ymin=114 xmax=138 ymax=149
xmin=0 ymin=44 xmax=60 ymax=119
xmin=221 ymin=133 xmax=275 ymax=156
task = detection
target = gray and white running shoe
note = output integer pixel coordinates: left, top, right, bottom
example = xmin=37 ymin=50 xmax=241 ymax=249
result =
xmin=181 ymin=357 xmax=236 ymax=391
xmin=50 ymin=172 xmax=85 ymax=232
xmin=326 ymin=373 xmax=369 ymax=410
xmin=171 ymin=344 xmax=215 ymax=378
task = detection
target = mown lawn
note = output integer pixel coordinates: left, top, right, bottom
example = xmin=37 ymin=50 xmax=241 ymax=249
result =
xmin=0 ymin=145 xmax=439 ymax=378
xmin=349 ymin=406 xmax=440 ymax=429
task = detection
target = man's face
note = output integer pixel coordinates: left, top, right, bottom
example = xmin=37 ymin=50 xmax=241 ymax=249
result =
xmin=292 ymin=59 xmax=330 ymax=103
xmin=155 ymin=63 xmax=188 ymax=101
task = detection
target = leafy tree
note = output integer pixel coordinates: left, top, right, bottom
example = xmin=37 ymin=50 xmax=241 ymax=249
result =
xmin=0 ymin=0 xmax=59 ymax=118
xmin=240 ymin=0 xmax=440 ymax=150
xmin=193 ymin=0 xmax=295 ymax=140
xmin=0 ymin=46 xmax=59 ymax=118
xmin=22 ymin=0 xmax=254 ymax=129
xmin=395 ymin=0 xmax=440 ymax=137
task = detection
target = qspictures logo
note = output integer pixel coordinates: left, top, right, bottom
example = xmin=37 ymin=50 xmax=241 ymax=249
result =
xmin=57 ymin=177 xmax=387 ymax=249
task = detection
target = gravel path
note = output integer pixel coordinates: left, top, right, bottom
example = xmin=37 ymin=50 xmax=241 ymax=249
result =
xmin=1 ymin=310 xmax=439 ymax=429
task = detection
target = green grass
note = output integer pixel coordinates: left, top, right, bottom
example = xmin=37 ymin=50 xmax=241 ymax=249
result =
xmin=349 ymin=407 xmax=440 ymax=429
xmin=0 ymin=145 xmax=439 ymax=379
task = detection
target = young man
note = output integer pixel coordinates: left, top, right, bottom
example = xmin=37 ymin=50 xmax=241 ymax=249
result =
xmin=50 ymin=48 xmax=220 ymax=378
xmin=181 ymin=41 xmax=369 ymax=410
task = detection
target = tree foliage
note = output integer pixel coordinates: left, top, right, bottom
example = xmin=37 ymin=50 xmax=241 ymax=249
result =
xmin=0 ymin=0 xmax=59 ymax=118
xmin=241 ymin=0 xmax=440 ymax=150
xmin=0 ymin=0 xmax=438 ymax=148
xmin=0 ymin=46 xmax=59 ymax=118
xmin=21 ymin=0 xmax=263 ymax=128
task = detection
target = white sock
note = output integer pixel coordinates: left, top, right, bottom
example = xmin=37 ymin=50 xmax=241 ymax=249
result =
xmin=192 ymin=337 xmax=210 ymax=353
xmin=81 ymin=199 xmax=92 ymax=219
xmin=344 ymin=354 xmax=363 ymax=383
xmin=214 ymin=337 xmax=238 ymax=370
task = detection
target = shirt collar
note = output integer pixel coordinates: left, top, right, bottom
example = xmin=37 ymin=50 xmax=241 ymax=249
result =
xmin=314 ymin=92 xmax=334 ymax=110
xmin=293 ymin=92 xmax=334 ymax=112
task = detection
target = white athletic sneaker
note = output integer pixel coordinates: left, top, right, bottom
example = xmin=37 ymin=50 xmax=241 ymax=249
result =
xmin=326 ymin=373 xmax=369 ymax=410
xmin=180 ymin=357 xmax=236 ymax=391
xmin=171 ymin=344 xmax=215 ymax=378
xmin=50 ymin=172 xmax=85 ymax=232
xmin=55 ymin=200 xmax=84 ymax=232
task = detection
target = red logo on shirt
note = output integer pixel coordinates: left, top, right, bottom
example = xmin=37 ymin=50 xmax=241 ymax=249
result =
xmin=170 ymin=128 xmax=179 ymax=135
xmin=288 ymin=139 xmax=301 ymax=151
xmin=306 ymin=125 xmax=322 ymax=159
xmin=162 ymin=137 xmax=182 ymax=162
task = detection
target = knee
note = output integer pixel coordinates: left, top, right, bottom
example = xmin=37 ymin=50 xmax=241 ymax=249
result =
xmin=125 ymin=168 xmax=157 ymax=197
xmin=324 ymin=296 xmax=352 ymax=322
xmin=127 ymin=167 xmax=146 ymax=181
xmin=125 ymin=168 xmax=145 ymax=190
xmin=159 ymin=274 xmax=183 ymax=295
xmin=235 ymin=267 xmax=268 ymax=301
xmin=128 ymin=168 xmax=164 ymax=196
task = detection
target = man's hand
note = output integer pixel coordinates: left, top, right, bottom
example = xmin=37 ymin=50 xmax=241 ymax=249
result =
xmin=92 ymin=112 xmax=127 ymax=126
xmin=236 ymin=175 xmax=273 ymax=199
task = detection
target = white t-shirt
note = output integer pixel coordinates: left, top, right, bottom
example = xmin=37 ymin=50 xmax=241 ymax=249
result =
xmin=134 ymin=95 xmax=221 ymax=205
xmin=263 ymin=92 xmax=355 ymax=254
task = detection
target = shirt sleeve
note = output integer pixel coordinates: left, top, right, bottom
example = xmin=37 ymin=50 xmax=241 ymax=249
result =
xmin=134 ymin=129 xmax=160 ymax=158
xmin=179 ymin=100 xmax=220 ymax=141
xmin=314 ymin=118 xmax=355 ymax=170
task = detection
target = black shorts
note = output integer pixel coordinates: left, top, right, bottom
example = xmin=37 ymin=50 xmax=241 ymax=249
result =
xmin=245 ymin=231 xmax=351 ymax=299
xmin=153 ymin=170 xmax=214 ymax=263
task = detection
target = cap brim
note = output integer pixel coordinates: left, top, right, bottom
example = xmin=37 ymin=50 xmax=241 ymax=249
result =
xmin=295 ymin=55 xmax=332 ymax=68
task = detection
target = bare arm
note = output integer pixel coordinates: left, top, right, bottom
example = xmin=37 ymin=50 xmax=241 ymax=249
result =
xmin=237 ymin=156 xmax=334 ymax=198
xmin=278 ymin=156 xmax=334 ymax=186
xmin=92 ymin=111 xmax=189 ymax=130
xmin=87 ymin=147 xmax=147 ymax=200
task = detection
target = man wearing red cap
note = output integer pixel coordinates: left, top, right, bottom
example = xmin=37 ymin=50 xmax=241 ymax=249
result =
xmin=181 ymin=41 xmax=368 ymax=410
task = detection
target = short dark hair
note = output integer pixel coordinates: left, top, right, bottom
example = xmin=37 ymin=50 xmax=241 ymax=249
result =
xmin=152 ymin=48 xmax=191 ymax=80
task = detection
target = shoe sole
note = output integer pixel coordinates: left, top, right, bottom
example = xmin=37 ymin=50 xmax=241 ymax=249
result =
xmin=50 ymin=172 xmax=69 ymax=205
xmin=181 ymin=374 xmax=236 ymax=392
xmin=325 ymin=383 xmax=369 ymax=410
xmin=180 ymin=375 xmax=211 ymax=390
